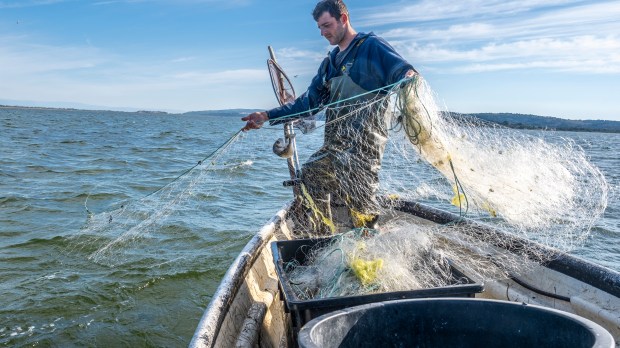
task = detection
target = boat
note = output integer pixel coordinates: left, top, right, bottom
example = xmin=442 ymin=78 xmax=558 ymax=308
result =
xmin=190 ymin=47 xmax=619 ymax=347
xmin=189 ymin=198 xmax=620 ymax=347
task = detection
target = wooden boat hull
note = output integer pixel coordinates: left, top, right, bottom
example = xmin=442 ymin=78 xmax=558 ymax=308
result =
xmin=190 ymin=201 xmax=620 ymax=347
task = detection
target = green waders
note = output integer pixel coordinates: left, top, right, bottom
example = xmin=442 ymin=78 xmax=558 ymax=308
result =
xmin=299 ymin=71 xmax=388 ymax=234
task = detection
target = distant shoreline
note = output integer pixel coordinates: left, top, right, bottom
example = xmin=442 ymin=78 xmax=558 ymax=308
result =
xmin=2 ymin=105 xmax=618 ymax=133
xmin=452 ymin=112 xmax=620 ymax=134
xmin=0 ymin=104 xmax=170 ymax=114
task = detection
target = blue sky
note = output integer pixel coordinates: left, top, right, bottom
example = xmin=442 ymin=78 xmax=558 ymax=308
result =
xmin=0 ymin=0 xmax=618 ymax=120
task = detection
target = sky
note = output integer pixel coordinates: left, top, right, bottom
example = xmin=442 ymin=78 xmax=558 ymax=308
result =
xmin=0 ymin=0 xmax=619 ymax=120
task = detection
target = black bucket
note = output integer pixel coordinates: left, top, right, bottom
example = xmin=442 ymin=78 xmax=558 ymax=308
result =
xmin=298 ymin=298 xmax=615 ymax=348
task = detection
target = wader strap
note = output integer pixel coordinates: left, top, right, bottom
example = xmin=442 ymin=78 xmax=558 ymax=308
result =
xmin=321 ymin=34 xmax=370 ymax=86
xmin=339 ymin=36 xmax=367 ymax=76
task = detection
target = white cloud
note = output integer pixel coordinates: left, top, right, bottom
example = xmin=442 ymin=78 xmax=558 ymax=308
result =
xmin=170 ymin=69 xmax=267 ymax=84
xmin=357 ymin=0 xmax=585 ymax=27
xmin=276 ymin=47 xmax=324 ymax=61
xmin=399 ymin=36 xmax=620 ymax=73
xmin=368 ymin=1 xmax=620 ymax=75
xmin=379 ymin=2 xmax=620 ymax=42
xmin=0 ymin=66 xmax=270 ymax=111
xmin=259 ymin=46 xmax=327 ymax=84
xmin=457 ymin=59 xmax=620 ymax=74
xmin=0 ymin=36 xmax=106 ymax=75
xmin=0 ymin=34 xmax=272 ymax=111
xmin=2 ymin=0 xmax=618 ymax=115
xmin=0 ymin=0 xmax=67 ymax=8
xmin=170 ymin=56 xmax=196 ymax=63
xmin=381 ymin=23 xmax=495 ymax=43
xmin=92 ymin=0 xmax=250 ymax=6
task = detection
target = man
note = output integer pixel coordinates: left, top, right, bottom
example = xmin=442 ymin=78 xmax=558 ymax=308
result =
xmin=243 ymin=0 xmax=416 ymax=233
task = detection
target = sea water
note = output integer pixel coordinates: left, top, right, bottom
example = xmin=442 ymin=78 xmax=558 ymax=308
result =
xmin=1 ymin=108 xmax=618 ymax=346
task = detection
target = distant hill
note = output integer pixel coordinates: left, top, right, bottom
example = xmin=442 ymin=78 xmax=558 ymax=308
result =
xmin=452 ymin=112 xmax=620 ymax=133
xmin=0 ymin=100 xmax=157 ymax=113
xmin=3 ymin=103 xmax=617 ymax=133
xmin=187 ymin=109 xmax=620 ymax=133
xmin=182 ymin=109 xmax=259 ymax=117
xmin=0 ymin=104 xmax=170 ymax=114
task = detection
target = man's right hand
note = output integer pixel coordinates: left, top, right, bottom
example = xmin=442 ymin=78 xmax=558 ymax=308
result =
xmin=241 ymin=111 xmax=269 ymax=131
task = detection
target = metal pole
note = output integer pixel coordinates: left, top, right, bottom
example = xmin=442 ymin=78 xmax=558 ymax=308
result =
xmin=268 ymin=46 xmax=301 ymax=198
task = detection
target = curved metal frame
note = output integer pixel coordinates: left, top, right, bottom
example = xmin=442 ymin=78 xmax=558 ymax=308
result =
xmin=268 ymin=58 xmax=295 ymax=107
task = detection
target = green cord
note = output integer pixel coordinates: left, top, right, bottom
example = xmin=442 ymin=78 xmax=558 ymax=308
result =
xmin=267 ymin=76 xmax=417 ymax=124
xmin=137 ymin=77 xmax=418 ymax=204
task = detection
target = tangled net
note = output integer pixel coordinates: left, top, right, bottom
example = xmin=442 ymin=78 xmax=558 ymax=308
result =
xmin=390 ymin=77 xmax=608 ymax=246
xmin=69 ymin=130 xmax=253 ymax=266
xmin=66 ymin=73 xmax=608 ymax=295
xmin=281 ymin=76 xmax=609 ymax=299
xmin=285 ymin=224 xmax=456 ymax=300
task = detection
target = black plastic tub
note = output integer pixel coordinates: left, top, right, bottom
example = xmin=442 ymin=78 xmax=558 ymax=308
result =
xmin=271 ymin=238 xmax=484 ymax=331
xmin=298 ymin=298 xmax=615 ymax=348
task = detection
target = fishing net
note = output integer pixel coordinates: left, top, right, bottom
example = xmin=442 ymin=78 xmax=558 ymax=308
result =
xmin=395 ymin=78 xmax=609 ymax=233
xmin=279 ymin=75 xmax=609 ymax=298
xmin=67 ymin=69 xmax=609 ymax=297
xmin=68 ymin=130 xmax=255 ymax=266
xmin=284 ymin=225 xmax=454 ymax=300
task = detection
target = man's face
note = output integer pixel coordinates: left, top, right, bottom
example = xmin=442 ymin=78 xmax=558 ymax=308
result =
xmin=317 ymin=11 xmax=346 ymax=46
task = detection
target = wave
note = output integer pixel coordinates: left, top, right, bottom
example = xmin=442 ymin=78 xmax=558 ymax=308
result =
xmin=59 ymin=140 xmax=87 ymax=145
xmin=151 ymin=147 xmax=179 ymax=152
xmin=156 ymin=130 xmax=177 ymax=138
xmin=0 ymin=195 xmax=26 ymax=204
xmin=5 ymin=235 xmax=69 ymax=249
xmin=72 ymin=168 xmax=122 ymax=175
xmin=75 ymin=192 xmax=128 ymax=201
xmin=0 ymin=255 xmax=38 ymax=263
xmin=208 ymin=159 xmax=253 ymax=172
xmin=25 ymin=165 xmax=60 ymax=173
xmin=159 ymin=267 xmax=226 ymax=282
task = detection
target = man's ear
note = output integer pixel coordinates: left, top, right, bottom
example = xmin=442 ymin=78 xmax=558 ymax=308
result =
xmin=340 ymin=13 xmax=349 ymax=25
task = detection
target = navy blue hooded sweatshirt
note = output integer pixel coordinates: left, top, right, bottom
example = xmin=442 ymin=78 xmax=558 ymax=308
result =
xmin=267 ymin=32 xmax=414 ymax=121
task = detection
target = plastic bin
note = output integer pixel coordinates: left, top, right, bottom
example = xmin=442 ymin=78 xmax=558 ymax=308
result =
xmin=271 ymin=238 xmax=484 ymax=331
xmin=298 ymin=298 xmax=615 ymax=348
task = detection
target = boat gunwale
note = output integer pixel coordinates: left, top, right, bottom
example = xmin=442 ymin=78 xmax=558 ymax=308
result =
xmin=394 ymin=200 xmax=620 ymax=298
xmin=189 ymin=203 xmax=290 ymax=348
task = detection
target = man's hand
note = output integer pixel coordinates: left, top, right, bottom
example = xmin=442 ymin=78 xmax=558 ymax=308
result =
xmin=405 ymin=69 xmax=417 ymax=78
xmin=241 ymin=111 xmax=268 ymax=131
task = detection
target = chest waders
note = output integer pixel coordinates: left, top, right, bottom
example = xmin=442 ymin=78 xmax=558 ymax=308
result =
xmin=299 ymin=41 xmax=388 ymax=234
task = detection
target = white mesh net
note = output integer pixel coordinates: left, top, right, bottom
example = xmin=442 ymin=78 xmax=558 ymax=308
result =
xmin=281 ymin=76 xmax=609 ymax=299
xmin=68 ymin=75 xmax=609 ymax=295
xmin=69 ymin=130 xmax=253 ymax=266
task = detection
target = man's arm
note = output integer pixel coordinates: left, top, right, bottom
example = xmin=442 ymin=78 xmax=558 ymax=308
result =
xmin=241 ymin=58 xmax=330 ymax=131
xmin=359 ymin=34 xmax=416 ymax=88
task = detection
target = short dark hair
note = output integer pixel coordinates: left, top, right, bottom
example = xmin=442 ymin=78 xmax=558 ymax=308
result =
xmin=312 ymin=0 xmax=349 ymax=22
